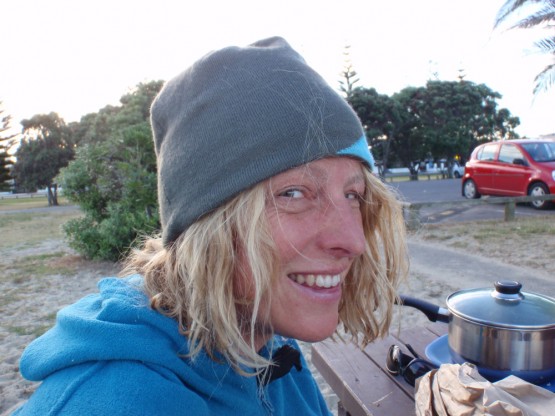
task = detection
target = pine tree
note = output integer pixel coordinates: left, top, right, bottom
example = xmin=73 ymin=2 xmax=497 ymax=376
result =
xmin=0 ymin=103 xmax=16 ymax=191
xmin=339 ymin=45 xmax=360 ymax=99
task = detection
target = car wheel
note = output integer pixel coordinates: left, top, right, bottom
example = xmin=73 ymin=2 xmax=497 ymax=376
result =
xmin=463 ymin=179 xmax=480 ymax=199
xmin=453 ymin=171 xmax=461 ymax=178
xmin=528 ymin=182 xmax=551 ymax=210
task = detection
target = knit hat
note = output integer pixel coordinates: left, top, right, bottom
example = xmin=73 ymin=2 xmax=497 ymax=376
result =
xmin=151 ymin=36 xmax=374 ymax=245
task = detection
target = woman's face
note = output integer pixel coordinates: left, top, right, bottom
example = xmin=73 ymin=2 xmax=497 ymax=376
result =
xmin=241 ymin=157 xmax=367 ymax=349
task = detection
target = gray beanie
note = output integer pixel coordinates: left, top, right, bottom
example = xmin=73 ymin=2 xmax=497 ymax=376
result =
xmin=151 ymin=36 xmax=374 ymax=245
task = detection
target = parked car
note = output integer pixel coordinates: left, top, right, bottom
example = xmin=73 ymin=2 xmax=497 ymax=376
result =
xmin=462 ymin=139 xmax=555 ymax=209
xmin=421 ymin=159 xmax=464 ymax=177
xmin=452 ymin=161 xmax=464 ymax=178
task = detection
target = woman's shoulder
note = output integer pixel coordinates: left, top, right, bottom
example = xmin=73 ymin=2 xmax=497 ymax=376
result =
xmin=15 ymin=360 xmax=210 ymax=415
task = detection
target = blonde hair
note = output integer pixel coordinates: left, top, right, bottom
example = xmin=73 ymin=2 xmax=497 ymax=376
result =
xmin=123 ymin=166 xmax=408 ymax=373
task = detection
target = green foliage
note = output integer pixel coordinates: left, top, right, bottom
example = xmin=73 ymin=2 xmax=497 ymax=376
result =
xmin=58 ymin=81 xmax=163 ymax=261
xmin=392 ymin=80 xmax=520 ymax=166
xmin=67 ymin=106 xmax=119 ymax=147
xmin=348 ymin=87 xmax=406 ymax=174
xmin=11 ymin=112 xmax=73 ymax=202
xmin=347 ymin=80 xmax=520 ymax=176
xmin=0 ymin=148 xmax=10 ymax=191
xmin=62 ymin=206 xmax=157 ymax=260
xmin=0 ymin=103 xmax=16 ymax=191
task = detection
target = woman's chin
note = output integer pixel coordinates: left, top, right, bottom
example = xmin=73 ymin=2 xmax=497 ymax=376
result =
xmin=284 ymin=319 xmax=339 ymax=344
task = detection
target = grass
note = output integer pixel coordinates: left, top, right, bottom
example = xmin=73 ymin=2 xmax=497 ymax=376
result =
xmin=0 ymin=252 xmax=84 ymax=315
xmin=411 ymin=215 xmax=555 ymax=271
xmin=0 ymin=203 xmax=90 ymax=344
xmin=0 ymin=199 xmax=85 ymax=300
xmin=7 ymin=323 xmax=54 ymax=338
xmin=6 ymin=311 xmax=58 ymax=338
xmin=1 ymin=252 xmax=80 ymax=284
xmin=414 ymin=216 xmax=555 ymax=241
xmin=0 ymin=206 xmax=82 ymax=249
xmin=0 ymin=195 xmax=70 ymax=211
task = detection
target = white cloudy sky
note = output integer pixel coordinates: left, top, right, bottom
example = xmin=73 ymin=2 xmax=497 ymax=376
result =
xmin=2 ymin=0 xmax=554 ymax=138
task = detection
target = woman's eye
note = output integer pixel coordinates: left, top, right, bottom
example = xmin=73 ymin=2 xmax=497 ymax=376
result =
xmin=346 ymin=191 xmax=363 ymax=201
xmin=280 ymin=188 xmax=304 ymax=198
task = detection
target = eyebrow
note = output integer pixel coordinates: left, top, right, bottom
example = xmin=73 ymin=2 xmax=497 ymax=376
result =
xmin=292 ymin=164 xmax=366 ymax=187
xmin=345 ymin=172 xmax=366 ymax=187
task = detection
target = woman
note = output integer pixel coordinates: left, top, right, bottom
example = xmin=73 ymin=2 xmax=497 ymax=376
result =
xmin=15 ymin=37 xmax=407 ymax=415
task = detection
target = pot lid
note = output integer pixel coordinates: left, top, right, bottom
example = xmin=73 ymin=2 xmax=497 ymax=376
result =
xmin=446 ymin=281 xmax=555 ymax=329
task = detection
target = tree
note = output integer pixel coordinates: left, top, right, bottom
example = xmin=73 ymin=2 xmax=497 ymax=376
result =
xmin=58 ymin=81 xmax=163 ymax=260
xmin=339 ymin=45 xmax=360 ymax=99
xmin=393 ymin=80 xmax=520 ymax=177
xmin=495 ymin=0 xmax=555 ymax=94
xmin=0 ymin=103 xmax=16 ymax=191
xmin=11 ymin=112 xmax=73 ymax=203
xmin=0 ymin=147 xmax=10 ymax=191
xmin=67 ymin=105 xmax=120 ymax=147
xmin=388 ymin=87 xmax=430 ymax=177
xmin=347 ymin=87 xmax=407 ymax=176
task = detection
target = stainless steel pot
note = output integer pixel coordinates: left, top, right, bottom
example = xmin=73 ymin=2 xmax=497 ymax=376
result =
xmin=399 ymin=281 xmax=555 ymax=383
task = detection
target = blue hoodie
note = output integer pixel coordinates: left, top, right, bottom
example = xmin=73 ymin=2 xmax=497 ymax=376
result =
xmin=14 ymin=276 xmax=331 ymax=415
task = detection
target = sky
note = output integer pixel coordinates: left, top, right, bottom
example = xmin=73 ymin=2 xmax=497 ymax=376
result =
xmin=2 ymin=0 xmax=554 ymax=140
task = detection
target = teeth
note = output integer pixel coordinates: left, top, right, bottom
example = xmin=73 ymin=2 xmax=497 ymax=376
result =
xmin=288 ymin=274 xmax=341 ymax=288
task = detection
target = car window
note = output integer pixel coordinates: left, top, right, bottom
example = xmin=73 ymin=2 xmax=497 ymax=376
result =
xmin=521 ymin=142 xmax=555 ymax=162
xmin=498 ymin=144 xmax=524 ymax=164
xmin=477 ymin=144 xmax=498 ymax=161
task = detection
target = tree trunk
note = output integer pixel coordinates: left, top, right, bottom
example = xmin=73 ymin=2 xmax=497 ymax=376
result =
xmin=381 ymin=138 xmax=391 ymax=176
xmin=47 ymin=184 xmax=58 ymax=206
xmin=409 ymin=161 xmax=420 ymax=181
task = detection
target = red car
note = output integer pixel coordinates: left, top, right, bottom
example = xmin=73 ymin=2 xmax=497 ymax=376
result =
xmin=462 ymin=139 xmax=555 ymax=209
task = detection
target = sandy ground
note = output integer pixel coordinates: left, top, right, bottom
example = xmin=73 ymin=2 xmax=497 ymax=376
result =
xmin=0 ymin=240 xmax=119 ymax=415
xmin=1 ymin=225 xmax=553 ymax=415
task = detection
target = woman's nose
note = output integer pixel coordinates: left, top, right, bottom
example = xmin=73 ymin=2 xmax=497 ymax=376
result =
xmin=318 ymin=200 xmax=366 ymax=258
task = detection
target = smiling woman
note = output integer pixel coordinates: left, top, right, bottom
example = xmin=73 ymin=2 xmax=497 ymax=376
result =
xmin=13 ymin=37 xmax=408 ymax=415
xmin=250 ymin=158 xmax=368 ymax=348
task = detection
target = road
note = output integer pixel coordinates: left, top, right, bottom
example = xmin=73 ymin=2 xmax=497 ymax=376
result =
xmin=387 ymin=178 xmax=555 ymax=223
xmin=389 ymin=178 xmax=555 ymax=316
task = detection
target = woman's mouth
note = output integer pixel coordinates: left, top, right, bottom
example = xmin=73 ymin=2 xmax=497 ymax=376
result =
xmin=287 ymin=274 xmax=341 ymax=288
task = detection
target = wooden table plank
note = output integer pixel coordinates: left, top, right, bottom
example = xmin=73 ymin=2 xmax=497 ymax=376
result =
xmin=312 ymin=326 xmax=448 ymax=415
xmin=312 ymin=339 xmax=415 ymax=416
xmin=390 ymin=323 xmax=448 ymax=357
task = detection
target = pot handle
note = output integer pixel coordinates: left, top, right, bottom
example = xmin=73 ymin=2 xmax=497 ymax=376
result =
xmin=396 ymin=295 xmax=450 ymax=323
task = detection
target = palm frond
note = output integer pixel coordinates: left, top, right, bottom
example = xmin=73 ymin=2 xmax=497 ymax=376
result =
xmin=533 ymin=61 xmax=555 ymax=94
xmin=533 ymin=36 xmax=555 ymax=53
xmin=507 ymin=2 xmax=555 ymax=29
xmin=494 ymin=0 xmax=537 ymax=28
xmin=495 ymin=1 xmax=555 ymax=94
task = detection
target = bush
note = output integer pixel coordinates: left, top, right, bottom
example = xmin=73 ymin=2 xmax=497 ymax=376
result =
xmin=57 ymin=81 xmax=163 ymax=261
xmin=63 ymin=203 xmax=158 ymax=261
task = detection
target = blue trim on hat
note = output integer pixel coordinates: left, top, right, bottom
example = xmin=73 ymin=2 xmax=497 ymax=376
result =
xmin=337 ymin=135 xmax=375 ymax=171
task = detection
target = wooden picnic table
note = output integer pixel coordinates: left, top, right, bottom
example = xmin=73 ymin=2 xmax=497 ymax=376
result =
xmin=311 ymin=323 xmax=448 ymax=416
